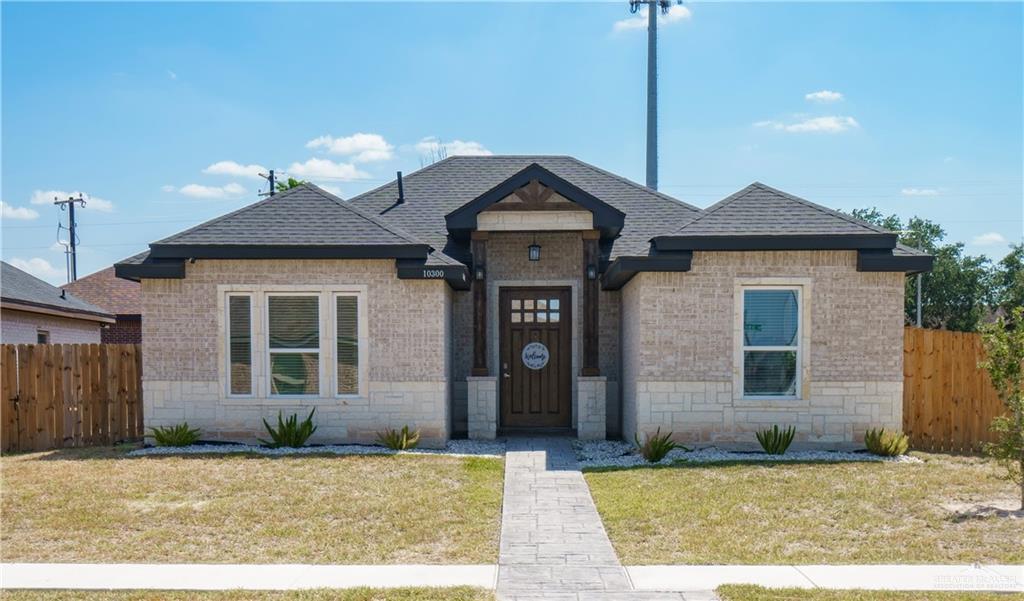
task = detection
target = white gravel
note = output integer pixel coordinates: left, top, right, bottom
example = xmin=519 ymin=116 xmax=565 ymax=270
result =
xmin=574 ymin=439 xmax=920 ymax=469
xmin=129 ymin=439 xmax=505 ymax=458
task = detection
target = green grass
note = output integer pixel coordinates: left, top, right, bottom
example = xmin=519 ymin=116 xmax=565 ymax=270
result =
xmin=585 ymin=453 xmax=1022 ymax=565
xmin=0 ymin=588 xmax=493 ymax=601
xmin=716 ymin=586 xmax=1022 ymax=601
xmin=1 ymin=447 xmax=503 ymax=564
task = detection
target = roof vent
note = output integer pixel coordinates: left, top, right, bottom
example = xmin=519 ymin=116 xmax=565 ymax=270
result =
xmin=396 ymin=171 xmax=405 ymax=205
xmin=60 ymin=289 xmax=67 ymax=299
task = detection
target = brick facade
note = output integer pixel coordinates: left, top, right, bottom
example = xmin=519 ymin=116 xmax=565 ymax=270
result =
xmin=0 ymin=308 xmax=103 ymax=344
xmin=141 ymin=259 xmax=450 ymax=447
xmin=101 ymin=317 xmax=142 ymax=344
xmin=621 ymin=250 xmax=905 ymax=448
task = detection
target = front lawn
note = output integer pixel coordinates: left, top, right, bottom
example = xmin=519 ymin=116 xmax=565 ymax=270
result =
xmin=1 ymin=447 xmax=503 ymax=564
xmin=717 ymin=586 xmax=1018 ymax=601
xmin=585 ymin=453 xmax=1022 ymax=565
xmin=1 ymin=589 xmax=492 ymax=601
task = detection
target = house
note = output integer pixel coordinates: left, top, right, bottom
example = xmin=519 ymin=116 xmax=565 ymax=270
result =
xmin=1 ymin=260 xmax=115 ymax=344
xmin=115 ymin=156 xmax=933 ymax=448
xmin=62 ymin=267 xmax=143 ymax=343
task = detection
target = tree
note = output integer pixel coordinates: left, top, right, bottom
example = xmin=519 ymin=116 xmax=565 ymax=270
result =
xmin=994 ymin=244 xmax=1024 ymax=320
xmin=275 ymin=177 xmax=306 ymax=192
xmin=979 ymin=306 xmax=1024 ymax=510
xmin=850 ymin=208 xmax=993 ymax=331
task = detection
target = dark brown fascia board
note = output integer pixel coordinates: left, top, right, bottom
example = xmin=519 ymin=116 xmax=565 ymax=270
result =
xmin=395 ymin=259 xmax=471 ymax=290
xmin=600 ymin=253 xmax=692 ymax=290
xmin=651 ymin=233 xmax=898 ymax=252
xmin=147 ymin=243 xmax=431 ymax=261
xmin=114 ymin=259 xmax=187 ymax=281
xmin=445 ymin=163 xmax=626 ymax=239
xmin=857 ymin=249 xmax=934 ymax=274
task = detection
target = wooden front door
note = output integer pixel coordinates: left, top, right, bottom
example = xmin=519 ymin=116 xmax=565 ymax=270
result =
xmin=499 ymin=287 xmax=572 ymax=429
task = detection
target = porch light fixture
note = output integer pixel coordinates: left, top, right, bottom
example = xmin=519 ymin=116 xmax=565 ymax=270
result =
xmin=586 ymin=265 xmax=597 ymax=280
xmin=474 ymin=265 xmax=486 ymax=280
xmin=528 ymin=235 xmax=541 ymax=262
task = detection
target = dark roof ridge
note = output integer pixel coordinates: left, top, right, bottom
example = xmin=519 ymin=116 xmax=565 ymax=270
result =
xmin=747 ymin=181 xmax=893 ymax=235
xmin=345 ymin=156 xmax=460 ymax=207
xmin=151 ymin=184 xmax=307 ymax=245
xmin=663 ymin=183 xmax=757 ymax=235
xmin=561 ymin=156 xmax=703 ymax=213
xmin=301 ymin=183 xmax=427 ymax=247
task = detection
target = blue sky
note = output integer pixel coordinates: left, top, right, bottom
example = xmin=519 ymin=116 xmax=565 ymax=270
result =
xmin=2 ymin=1 xmax=1021 ymax=284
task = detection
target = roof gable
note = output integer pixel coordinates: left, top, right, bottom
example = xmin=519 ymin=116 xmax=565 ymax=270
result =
xmin=652 ymin=182 xmax=898 ymax=251
xmin=445 ymin=163 xmax=625 ymax=239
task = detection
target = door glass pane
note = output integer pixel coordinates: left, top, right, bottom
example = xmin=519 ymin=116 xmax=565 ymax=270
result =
xmin=524 ymin=312 xmax=534 ymax=323
xmin=549 ymin=312 xmax=560 ymax=323
xmin=269 ymin=296 xmax=319 ymax=349
xmin=336 ymin=296 xmax=359 ymax=395
xmin=523 ymin=299 xmax=534 ymax=310
xmin=537 ymin=299 xmax=547 ymax=309
xmin=744 ymin=351 xmax=797 ymax=396
xmin=537 ymin=312 xmax=547 ymax=323
xmin=511 ymin=312 xmax=521 ymax=323
xmin=511 ymin=299 xmax=521 ymax=310
xmin=228 ymin=296 xmax=252 ymax=395
xmin=744 ymin=290 xmax=798 ymax=347
xmin=549 ymin=299 xmax=560 ymax=310
xmin=270 ymin=353 xmax=320 ymax=395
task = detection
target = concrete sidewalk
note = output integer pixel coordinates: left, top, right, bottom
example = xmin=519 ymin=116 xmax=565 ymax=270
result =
xmin=628 ymin=564 xmax=1024 ymax=593
xmin=0 ymin=563 xmax=497 ymax=591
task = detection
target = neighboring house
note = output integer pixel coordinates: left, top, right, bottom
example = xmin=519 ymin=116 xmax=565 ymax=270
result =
xmin=1 ymin=261 xmax=115 ymax=344
xmin=62 ymin=267 xmax=142 ymax=344
xmin=116 ymin=156 xmax=933 ymax=448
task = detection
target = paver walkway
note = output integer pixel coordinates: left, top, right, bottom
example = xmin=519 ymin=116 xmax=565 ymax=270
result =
xmin=496 ymin=437 xmax=711 ymax=600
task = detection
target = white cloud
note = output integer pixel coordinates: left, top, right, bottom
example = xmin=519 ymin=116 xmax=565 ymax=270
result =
xmin=29 ymin=189 xmax=114 ymax=212
xmin=177 ymin=182 xmax=247 ymax=199
xmin=9 ymin=257 xmax=64 ymax=283
xmin=202 ymin=160 xmax=268 ymax=179
xmin=972 ymin=232 xmax=1009 ymax=246
xmin=613 ymin=4 xmax=691 ymax=32
xmin=286 ymin=158 xmax=369 ymax=181
xmin=305 ymin=133 xmax=394 ymax=163
xmin=414 ymin=137 xmax=493 ymax=157
xmin=754 ymin=116 xmax=859 ymax=134
xmin=805 ymin=90 xmax=843 ymax=103
xmin=161 ymin=184 xmax=176 ymax=192
xmin=0 ymin=201 xmax=40 ymax=220
xmin=901 ymin=188 xmax=940 ymax=197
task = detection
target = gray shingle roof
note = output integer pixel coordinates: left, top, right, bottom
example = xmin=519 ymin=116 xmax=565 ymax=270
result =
xmin=668 ymin=182 xmax=895 ymax=238
xmin=1 ymin=261 xmax=114 ymax=320
xmin=348 ymin=155 xmax=703 ymax=260
xmin=156 ymin=183 xmax=429 ymax=248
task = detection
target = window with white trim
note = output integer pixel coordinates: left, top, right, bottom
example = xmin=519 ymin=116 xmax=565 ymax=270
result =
xmin=742 ymin=287 xmax=800 ymax=397
xmin=227 ymin=295 xmax=253 ymax=395
xmin=267 ymin=295 xmax=320 ymax=396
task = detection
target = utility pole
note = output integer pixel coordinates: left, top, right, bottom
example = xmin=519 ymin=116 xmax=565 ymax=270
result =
xmin=54 ymin=194 xmax=86 ymax=282
xmin=258 ymin=169 xmax=277 ymax=197
xmin=630 ymin=0 xmax=673 ymax=191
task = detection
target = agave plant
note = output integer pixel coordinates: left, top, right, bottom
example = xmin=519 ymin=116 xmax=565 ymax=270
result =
xmin=864 ymin=427 xmax=910 ymax=457
xmin=260 ymin=409 xmax=317 ymax=448
xmin=150 ymin=423 xmax=202 ymax=447
xmin=635 ymin=428 xmax=689 ymax=463
xmin=756 ymin=424 xmax=795 ymax=455
xmin=377 ymin=425 xmax=421 ymax=450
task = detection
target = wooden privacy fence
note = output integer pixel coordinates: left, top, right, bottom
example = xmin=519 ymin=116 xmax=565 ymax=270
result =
xmin=903 ymin=327 xmax=1006 ymax=453
xmin=1 ymin=344 xmax=142 ymax=453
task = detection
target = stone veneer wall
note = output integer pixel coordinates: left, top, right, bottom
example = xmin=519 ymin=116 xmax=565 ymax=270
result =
xmin=142 ymin=259 xmax=450 ymax=447
xmin=621 ymin=250 xmax=905 ymax=448
xmin=0 ymin=308 xmax=103 ymax=344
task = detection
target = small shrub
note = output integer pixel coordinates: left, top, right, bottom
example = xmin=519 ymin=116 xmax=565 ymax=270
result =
xmin=635 ymin=428 xmax=688 ymax=463
xmin=150 ymin=423 xmax=201 ymax=447
xmin=756 ymin=425 xmax=795 ymax=455
xmin=864 ymin=427 xmax=909 ymax=456
xmin=377 ymin=425 xmax=421 ymax=450
xmin=260 ymin=409 xmax=317 ymax=448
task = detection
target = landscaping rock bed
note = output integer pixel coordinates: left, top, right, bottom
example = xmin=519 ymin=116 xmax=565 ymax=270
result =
xmin=575 ymin=439 xmax=921 ymax=469
xmin=130 ymin=439 xmax=506 ymax=458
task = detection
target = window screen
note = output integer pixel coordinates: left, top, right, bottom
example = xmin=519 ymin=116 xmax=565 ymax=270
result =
xmin=228 ymin=296 xmax=251 ymax=395
xmin=743 ymin=289 xmax=799 ymax=396
xmin=336 ymin=296 xmax=359 ymax=394
xmin=268 ymin=296 xmax=319 ymax=395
